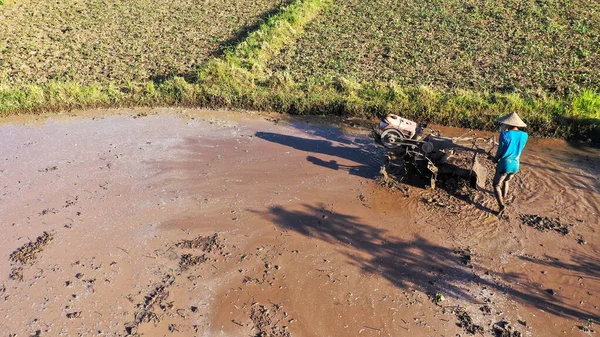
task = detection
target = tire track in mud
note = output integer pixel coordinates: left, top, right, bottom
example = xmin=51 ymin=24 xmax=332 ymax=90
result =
xmin=410 ymin=148 xmax=597 ymax=250
xmin=519 ymin=153 xmax=599 ymax=219
xmin=215 ymin=238 xmax=298 ymax=337
xmin=124 ymin=233 xmax=226 ymax=336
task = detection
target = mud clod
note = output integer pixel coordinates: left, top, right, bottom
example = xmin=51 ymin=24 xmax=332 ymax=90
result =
xmin=66 ymin=311 xmax=82 ymax=319
xmin=455 ymin=308 xmax=484 ymax=334
xmin=454 ymin=248 xmax=473 ymax=268
xmin=38 ymin=166 xmax=58 ymax=173
xmin=10 ymin=232 xmax=54 ymax=265
xmin=578 ymin=324 xmax=597 ymax=333
xmin=444 ymin=176 xmax=473 ymax=198
xmin=519 ymin=214 xmax=572 ymax=235
xmin=179 ymin=254 xmax=208 ymax=271
xmin=134 ymin=311 xmax=160 ymax=324
xmin=250 ymin=303 xmax=291 ymax=337
xmin=479 ymin=305 xmax=492 ymax=315
xmin=175 ymin=233 xmax=224 ymax=253
xmin=377 ymin=160 xmax=411 ymax=197
xmin=9 ymin=267 xmax=24 ymax=281
xmin=127 ymin=274 xmax=177 ymax=333
xmin=493 ymin=320 xmax=522 ymax=337
xmin=124 ymin=325 xmax=137 ymax=335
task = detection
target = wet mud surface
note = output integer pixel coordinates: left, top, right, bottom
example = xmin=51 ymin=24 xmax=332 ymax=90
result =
xmin=0 ymin=108 xmax=599 ymax=337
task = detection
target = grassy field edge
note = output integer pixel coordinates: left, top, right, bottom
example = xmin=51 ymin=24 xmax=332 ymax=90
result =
xmin=0 ymin=0 xmax=330 ymax=114
xmin=0 ymin=0 xmax=598 ymax=141
xmin=246 ymin=79 xmax=600 ymax=140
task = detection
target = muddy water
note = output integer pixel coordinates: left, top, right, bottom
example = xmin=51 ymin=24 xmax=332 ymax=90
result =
xmin=0 ymin=108 xmax=598 ymax=337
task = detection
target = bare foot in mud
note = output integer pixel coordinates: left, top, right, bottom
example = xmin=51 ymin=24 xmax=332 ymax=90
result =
xmin=496 ymin=205 xmax=505 ymax=218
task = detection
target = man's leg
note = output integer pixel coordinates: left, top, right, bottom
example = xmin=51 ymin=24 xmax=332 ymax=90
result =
xmin=493 ymin=171 xmax=508 ymax=215
xmin=502 ymin=173 xmax=514 ymax=200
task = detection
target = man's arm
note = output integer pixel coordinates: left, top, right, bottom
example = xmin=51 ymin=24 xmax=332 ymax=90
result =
xmin=494 ymin=133 xmax=507 ymax=163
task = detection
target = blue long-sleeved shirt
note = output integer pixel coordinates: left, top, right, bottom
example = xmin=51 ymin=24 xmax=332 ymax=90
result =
xmin=495 ymin=130 xmax=528 ymax=174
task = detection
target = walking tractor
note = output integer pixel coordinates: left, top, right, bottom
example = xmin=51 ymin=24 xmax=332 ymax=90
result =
xmin=372 ymin=114 xmax=496 ymax=190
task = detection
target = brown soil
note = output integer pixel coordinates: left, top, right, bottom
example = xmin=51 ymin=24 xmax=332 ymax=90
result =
xmin=0 ymin=108 xmax=598 ymax=337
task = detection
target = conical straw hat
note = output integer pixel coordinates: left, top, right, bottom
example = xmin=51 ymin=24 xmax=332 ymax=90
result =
xmin=497 ymin=112 xmax=527 ymax=127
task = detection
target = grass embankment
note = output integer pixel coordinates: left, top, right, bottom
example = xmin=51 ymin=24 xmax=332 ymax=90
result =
xmin=0 ymin=0 xmax=598 ymax=140
xmin=0 ymin=0 xmax=329 ymax=118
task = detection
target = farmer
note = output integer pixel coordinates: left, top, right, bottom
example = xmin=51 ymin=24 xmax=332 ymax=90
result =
xmin=492 ymin=112 xmax=528 ymax=217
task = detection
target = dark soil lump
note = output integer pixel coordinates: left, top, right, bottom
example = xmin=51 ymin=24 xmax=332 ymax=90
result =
xmin=9 ymin=232 xmax=54 ymax=265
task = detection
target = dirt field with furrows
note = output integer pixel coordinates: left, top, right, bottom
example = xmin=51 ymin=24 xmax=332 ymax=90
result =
xmin=268 ymin=0 xmax=600 ymax=94
xmin=0 ymin=0 xmax=288 ymax=85
xmin=0 ymin=109 xmax=598 ymax=337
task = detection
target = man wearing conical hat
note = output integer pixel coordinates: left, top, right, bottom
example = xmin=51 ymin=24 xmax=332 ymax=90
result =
xmin=492 ymin=112 xmax=528 ymax=216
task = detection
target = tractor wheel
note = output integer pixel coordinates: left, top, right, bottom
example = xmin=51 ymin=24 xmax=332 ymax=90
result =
xmin=380 ymin=129 xmax=404 ymax=149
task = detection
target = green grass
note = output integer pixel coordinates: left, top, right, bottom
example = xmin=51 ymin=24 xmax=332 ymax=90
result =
xmin=0 ymin=0 xmax=288 ymax=85
xmin=0 ymin=0 xmax=331 ymax=114
xmin=201 ymin=78 xmax=599 ymax=140
xmin=269 ymin=0 xmax=600 ymax=95
xmin=254 ymin=0 xmax=600 ymax=140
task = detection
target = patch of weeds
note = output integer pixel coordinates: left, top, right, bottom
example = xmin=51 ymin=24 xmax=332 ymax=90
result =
xmin=1 ymin=0 xmax=597 ymax=141
xmin=433 ymin=292 xmax=445 ymax=304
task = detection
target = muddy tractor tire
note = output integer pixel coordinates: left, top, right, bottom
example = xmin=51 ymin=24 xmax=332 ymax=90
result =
xmin=380 ymin=129 xmax=405 ymax=149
